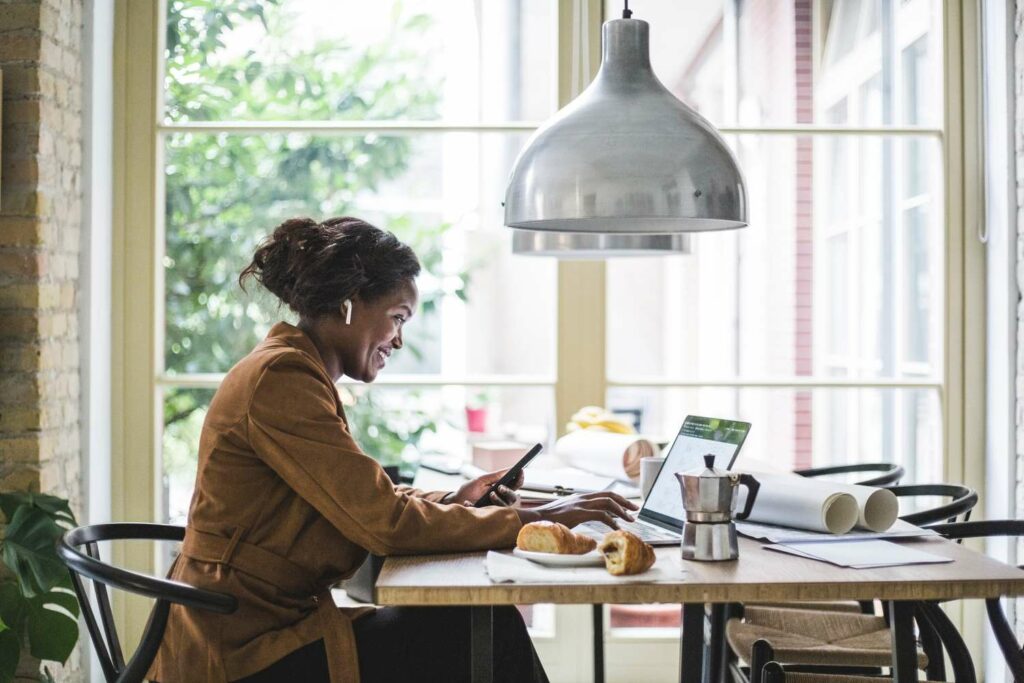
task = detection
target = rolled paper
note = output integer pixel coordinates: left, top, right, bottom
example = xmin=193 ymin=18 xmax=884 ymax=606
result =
xmin=835 ymin=483 xmax=898 ymax=532
xmin=555 ymin=430 xmax=657 ymax=482
xmin=735 ymin=472 xmax=860 ymax=534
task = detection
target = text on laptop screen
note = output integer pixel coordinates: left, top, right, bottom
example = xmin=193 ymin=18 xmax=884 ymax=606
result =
xmin=642 ymin=416 xmax=751 ymax=526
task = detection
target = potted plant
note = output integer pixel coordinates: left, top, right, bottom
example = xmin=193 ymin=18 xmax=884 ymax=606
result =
xmin=465 ymin=390 xmax=491 ymax=434
xmin=0 ymin=491 xmax=79 ymax=683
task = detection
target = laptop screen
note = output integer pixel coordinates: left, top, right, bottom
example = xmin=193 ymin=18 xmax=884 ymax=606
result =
xmin=640 ymin=415 xmax=752 ymax=530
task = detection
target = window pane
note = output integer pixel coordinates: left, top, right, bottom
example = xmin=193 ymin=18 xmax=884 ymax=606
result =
xmin=162 ymin=387 xmax=215 ymax=525
xmin=606 ymin=386 xmax=941 ymax=482
xmin=164 ymin=0 xmax=557 ymax=123
xmin=343 ymin=385 xmax=555 ymax=475
xmin=606 ymin=136 xmax=943 ymax=381
xmin=164 ymin=132 xmax=556 ymax=376
xmin=604 ymin=0 xmax=942 ymax=127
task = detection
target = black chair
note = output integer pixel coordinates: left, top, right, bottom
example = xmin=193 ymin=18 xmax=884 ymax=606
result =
xmin=929 ymin=519 xmax=1024 ymax=681
xmin=794 ymin=462 xmax=905 ymax=487
xmin=883 ymin=484 xmax=978 ymax=526
xmin=723 ymin=484 xmax=980 ymax=683
xmin=58 ymin=524 xmax=237 ymax=683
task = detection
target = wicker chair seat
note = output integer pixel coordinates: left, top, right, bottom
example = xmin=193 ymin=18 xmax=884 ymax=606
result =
xmin=745 ymin=600 xmax=864 ymax=614
xmin=726 ymin=606 xmax=928 ymax=668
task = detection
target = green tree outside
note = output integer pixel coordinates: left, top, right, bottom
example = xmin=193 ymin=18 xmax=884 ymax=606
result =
xmin=162 ymin=0 xmax=471 ymax=506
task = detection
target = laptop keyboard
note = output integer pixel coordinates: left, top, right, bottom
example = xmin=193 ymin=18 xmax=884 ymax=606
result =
xmin=577 ymin=519 xmax=680 ymax=544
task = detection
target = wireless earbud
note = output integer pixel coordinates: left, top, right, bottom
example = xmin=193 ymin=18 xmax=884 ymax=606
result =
xmin=342 ymin=299 xmax=352 ymax=325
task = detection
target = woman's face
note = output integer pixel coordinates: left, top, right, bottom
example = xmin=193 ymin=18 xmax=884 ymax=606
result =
xmin=340 ymin=279 xmax=418 ymax=383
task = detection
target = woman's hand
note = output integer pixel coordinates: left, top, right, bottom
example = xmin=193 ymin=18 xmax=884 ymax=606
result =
xmin=515 ymin=491 xmax=639 ymax=529
xmin=446 ymin=468 xmax=525 ymax=507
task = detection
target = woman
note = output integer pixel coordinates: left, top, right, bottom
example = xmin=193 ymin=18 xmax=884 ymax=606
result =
xmin=148 ymin=217 xmax=637 ymax=683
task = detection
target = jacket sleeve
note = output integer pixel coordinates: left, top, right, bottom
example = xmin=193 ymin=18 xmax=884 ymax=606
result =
xmin=246 ymin=352 xmax=520 ymax=555
xmin=394 ymin=485 xmax=451 ymax=504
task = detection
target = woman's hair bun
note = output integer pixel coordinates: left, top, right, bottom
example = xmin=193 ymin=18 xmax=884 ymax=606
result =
xmin=239 ymin=216 xmax=420 ymax=319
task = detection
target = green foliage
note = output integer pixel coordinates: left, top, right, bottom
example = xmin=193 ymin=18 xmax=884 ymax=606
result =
xmin=0 ymin=494 xmax=79 ymax=683
xmin=160 ymin=1 xmax=476 ymax=484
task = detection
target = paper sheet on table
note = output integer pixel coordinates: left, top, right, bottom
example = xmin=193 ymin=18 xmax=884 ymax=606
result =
xmin=485 ymin=551 xmax=680 ymax=583
xmin=766 ymin=539 xmax=953 ymax=568
xmin=521 ymin=467 xmax=615 ymax=495
xmin=736 ymin=519 xmax=938 ymax=544
xmin=555 ymin=430 xmax=658 ymax=482
xmin=736 ymin=472 xmax=899 ymax=534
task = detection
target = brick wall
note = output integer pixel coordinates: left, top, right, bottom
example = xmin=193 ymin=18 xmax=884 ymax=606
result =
xmin=0 ymin=0 xmax=85 ymax=679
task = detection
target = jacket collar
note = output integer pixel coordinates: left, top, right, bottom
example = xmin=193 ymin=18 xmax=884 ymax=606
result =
xmin=265 ymin=321 xmax=328 ymax=372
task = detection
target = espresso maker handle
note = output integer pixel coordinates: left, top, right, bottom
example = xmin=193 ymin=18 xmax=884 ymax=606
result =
xmin=735 ymin=474 xmax=761 ymax=520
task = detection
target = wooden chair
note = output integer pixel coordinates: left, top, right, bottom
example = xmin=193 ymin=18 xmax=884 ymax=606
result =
xmin=723 ymin=484 xmax=978 ymax=683
xmin=58 ymin=523 xmax=237 ymax=683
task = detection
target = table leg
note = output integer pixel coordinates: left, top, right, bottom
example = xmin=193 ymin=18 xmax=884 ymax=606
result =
xmin=593 ymin=604 xmax=605 ymax=683
xmin=470 ymin=606 xmax=493 ymax=683
xmin=680 ymin=603 xmax=705 ymax=683
xmin=888 ymin=600 xmax=917 ymax=682
xmin=706 ymin=603 xmax=726 ymax=683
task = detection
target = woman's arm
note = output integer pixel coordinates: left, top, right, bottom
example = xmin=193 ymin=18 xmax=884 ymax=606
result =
xmin=247 ymin=354 xmax=521 ymax=555
xmin=248 ymin=353 xmax=636 ymax=554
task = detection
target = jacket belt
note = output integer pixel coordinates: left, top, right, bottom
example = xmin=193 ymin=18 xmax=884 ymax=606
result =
xmin=181 ymin=527 xmax=316 ymax=595
xmin=180 ymin=527 xmax=362 ymax=683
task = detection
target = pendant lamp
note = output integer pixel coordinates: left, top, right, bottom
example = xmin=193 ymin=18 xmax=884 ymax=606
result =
xmin=511 ymin=229 xmax=690 ymax=258
xmin=504 ymin=4 xmax=747 ymax=249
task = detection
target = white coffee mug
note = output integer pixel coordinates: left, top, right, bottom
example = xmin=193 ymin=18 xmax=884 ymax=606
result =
xmin=639 ymin=456 xmax=665 ymax=500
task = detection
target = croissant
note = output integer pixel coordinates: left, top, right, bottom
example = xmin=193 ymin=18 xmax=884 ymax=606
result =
xmin=516 ymin=521 xmax=597 ymax=555
xmin=598 ymin=530 xmax=657 ymax=575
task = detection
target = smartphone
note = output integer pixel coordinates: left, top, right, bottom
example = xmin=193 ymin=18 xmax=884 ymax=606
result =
xmin=472 ymin=443 xmax=543 ymax=508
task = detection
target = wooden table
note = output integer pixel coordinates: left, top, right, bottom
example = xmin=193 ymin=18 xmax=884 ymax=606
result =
xmin=375 ymin=536 xmax=1024 ymax=683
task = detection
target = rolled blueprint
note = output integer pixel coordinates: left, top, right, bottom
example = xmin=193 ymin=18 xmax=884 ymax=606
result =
xmin=735 ymin=472 xmax=860 ymax=534
xmin=555 ymin=430 xmax=657 ymax=481
xmin=840 ymin=483 xmax=899 ymax=532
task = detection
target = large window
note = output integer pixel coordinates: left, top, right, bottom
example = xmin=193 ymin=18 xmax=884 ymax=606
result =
xmin=602 ymin=0 xmax=944 ymax=639
xmin=158 ymin=0 xmax=560 ymax=525
xmin=117 ymin=0 xmax=973 ymax=679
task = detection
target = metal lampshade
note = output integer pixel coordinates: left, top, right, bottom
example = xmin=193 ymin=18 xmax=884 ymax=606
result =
xmin=504 ymin=16 xmax=748 ymax=236
xmin=511 ymin=230 xmax=691 ymax=258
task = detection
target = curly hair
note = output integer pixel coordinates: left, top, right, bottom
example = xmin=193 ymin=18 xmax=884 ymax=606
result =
xmin=239 ymin=216 xmax=421 ymax=319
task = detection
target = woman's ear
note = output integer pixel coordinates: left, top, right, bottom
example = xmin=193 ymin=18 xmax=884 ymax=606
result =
xmin=341 ymin=299 xmax=353 ymax=325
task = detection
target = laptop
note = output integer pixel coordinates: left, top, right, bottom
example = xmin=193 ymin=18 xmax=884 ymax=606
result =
xmin=578 ymin=415 xmax=752 ymax=546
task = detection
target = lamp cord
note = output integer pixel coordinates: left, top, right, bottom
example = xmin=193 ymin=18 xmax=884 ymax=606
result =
xmin=622 ymin=0 xmax=632 ymax=19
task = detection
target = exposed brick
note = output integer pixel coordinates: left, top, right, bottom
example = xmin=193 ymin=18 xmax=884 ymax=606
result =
xmin=0 ymin=282 xmax=38 ymax=309
xmin=0 ymin=435 xmax=41 ymax=462
xmin=0 ymin=466 xmax=40 ymax=494
xmin=0 ymin=4 xmax=41 ymax=30
xmin=0 ymin=248 xmax=43 ymax=279
xmin=0 ymin=29 xmax=41 ymax=61
xmin=0 ymin=371 xmax=40 ymax=405
xmin=0 ymin=63 xmax=40 ymax=97
xmin=0 ymin=3 xmax=85 ymax=677
xmin=0 ymin=311 xmax=39 ymax=340
xmin=0 ymin=218 xmax=43 ymax=246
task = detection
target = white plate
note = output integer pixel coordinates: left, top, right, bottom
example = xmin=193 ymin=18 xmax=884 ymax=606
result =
xmin=512 ymin=548 xmax=605 ymax=567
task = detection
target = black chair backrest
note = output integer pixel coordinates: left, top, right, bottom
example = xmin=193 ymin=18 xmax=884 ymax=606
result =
xmin=793 ymin=462 xmax=905 ymax=487
xmin=929 ymin=519 xmax=1024 ymax=682
xmin=58 ymin=523 xmax=237 ymax=683
xmin=884 ymin=484 xmax=979 ymax=526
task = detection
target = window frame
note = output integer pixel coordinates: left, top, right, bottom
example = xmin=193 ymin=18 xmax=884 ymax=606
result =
xmin=112 ymin=0 xmax=985 ymax=657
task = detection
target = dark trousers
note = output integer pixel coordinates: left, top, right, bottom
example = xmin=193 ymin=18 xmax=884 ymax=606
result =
xmin=237 ymin=605 xmax=549 ymax=683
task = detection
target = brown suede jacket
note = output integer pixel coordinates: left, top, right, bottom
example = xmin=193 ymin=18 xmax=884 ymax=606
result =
xmin=148 ymin=322 xmax=521 ymax=682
